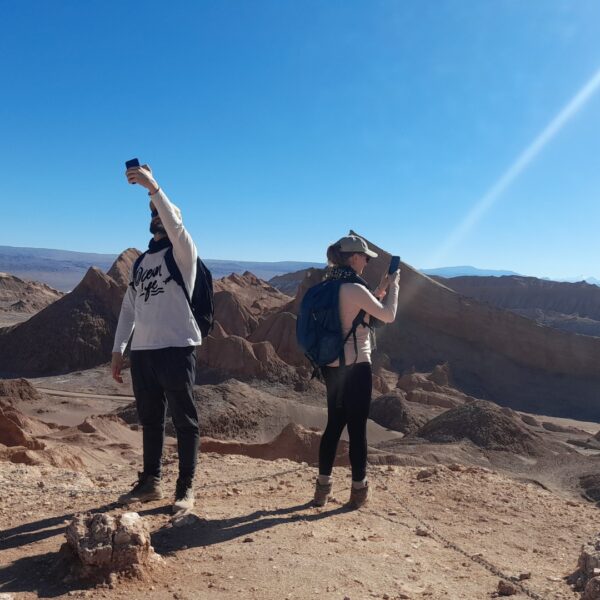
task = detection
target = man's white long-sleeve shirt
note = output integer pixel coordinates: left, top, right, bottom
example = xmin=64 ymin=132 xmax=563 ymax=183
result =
xmin=112 ymin=189 xmax=202 ymax=353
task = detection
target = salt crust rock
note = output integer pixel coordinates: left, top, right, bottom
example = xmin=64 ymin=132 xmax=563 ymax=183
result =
xmin=65 ymin=512 xmax=158 ymax=577
xmin=569 ymin=534 xmax=600 ymax=596
xmin=578 ymin=536 xmax=600 ymax=579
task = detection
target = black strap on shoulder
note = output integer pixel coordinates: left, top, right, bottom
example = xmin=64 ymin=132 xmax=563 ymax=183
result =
xmin=339 ymin=309 xmax=371 ymax=366
xmin=129 ymin=251 xmax=148 ymax=290
xmin=163 ymin=248 xmax=191 ymax=304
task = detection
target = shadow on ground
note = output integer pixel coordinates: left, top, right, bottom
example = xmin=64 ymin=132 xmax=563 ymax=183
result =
xmin=0 ymin=501 xmax=349 ymax=598
xmin=151 ymin=501 xmax=350 ymax=554
xmin=0 ymin=502 xmax=117 ymax=598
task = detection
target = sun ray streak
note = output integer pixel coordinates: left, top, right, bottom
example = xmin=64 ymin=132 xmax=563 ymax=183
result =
xmin=429 ymin=67 xmax=600 ymax=267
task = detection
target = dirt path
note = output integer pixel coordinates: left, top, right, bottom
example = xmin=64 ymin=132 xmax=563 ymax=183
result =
xmin=35 ymin=388 xmax=134 ymax=402
xmin=16 ymin=385 xmax=135 ymax=427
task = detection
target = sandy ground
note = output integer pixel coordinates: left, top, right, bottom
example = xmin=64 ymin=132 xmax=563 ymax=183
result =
xmin=0 ymin=449 xmax=596 ymax=600
xmin=522 ymin=412 xmax=600 ymax=436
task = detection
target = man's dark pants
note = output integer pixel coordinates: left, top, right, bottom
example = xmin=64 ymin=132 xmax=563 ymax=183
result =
xmin=130 ymin=346 xmax=199 ymax=480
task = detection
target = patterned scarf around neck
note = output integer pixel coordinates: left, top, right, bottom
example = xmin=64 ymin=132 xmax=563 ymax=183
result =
xmin=324 ymin=265 xmax=359 ymax=281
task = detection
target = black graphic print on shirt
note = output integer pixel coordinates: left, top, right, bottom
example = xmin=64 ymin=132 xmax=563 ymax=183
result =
xmin=134 ymin=264 xmax=169 ymax=302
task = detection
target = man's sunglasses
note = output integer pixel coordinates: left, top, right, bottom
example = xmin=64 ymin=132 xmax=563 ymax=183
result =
xmin=150 ymin=209 xmax=159 ymax=218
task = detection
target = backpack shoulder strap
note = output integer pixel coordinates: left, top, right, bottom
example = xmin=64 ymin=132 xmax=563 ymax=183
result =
xmin=129 ymin=251 xmax=149 ymax=290
xmin=163 ymin=247 xmax=191 ymax=305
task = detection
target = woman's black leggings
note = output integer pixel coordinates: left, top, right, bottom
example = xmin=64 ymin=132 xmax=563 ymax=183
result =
xmin=319 ymin=362 xmax=372 ymax=482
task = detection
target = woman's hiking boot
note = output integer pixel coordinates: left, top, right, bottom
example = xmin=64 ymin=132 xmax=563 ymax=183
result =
xmin=173 ymin=476 xmax=195 ymax=514
xmin=348 ymin=481 xmax=370 ymax=510
xmin=117 ymin=472 xmax=163 ymax=505
xmin=312 ymin=480 xmax=333 ymax=507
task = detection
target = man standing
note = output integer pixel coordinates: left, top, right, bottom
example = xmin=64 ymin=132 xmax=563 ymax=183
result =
xmin=112 ymin=164 xmax=201 ymax=514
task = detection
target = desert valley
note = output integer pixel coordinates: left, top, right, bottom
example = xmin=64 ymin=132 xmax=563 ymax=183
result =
xmin=2 ymin=237 xmax=600 ymax=600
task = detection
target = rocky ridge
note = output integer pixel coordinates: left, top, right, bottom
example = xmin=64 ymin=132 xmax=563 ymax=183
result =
xmin=438 ymin=274 xmax=600 ymax=337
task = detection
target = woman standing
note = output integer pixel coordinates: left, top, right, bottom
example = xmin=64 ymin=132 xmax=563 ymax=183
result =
xmin=313 ymin=235 xmax=400 ymax=509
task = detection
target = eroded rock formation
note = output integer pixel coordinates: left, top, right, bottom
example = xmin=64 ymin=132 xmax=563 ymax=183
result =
xmin=64 ymin=512 xmax=158 ymax=579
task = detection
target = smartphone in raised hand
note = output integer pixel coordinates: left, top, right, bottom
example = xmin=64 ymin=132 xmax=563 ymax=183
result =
xmin=125 ymin=158 xmax=140 ymax=169
xmin=388 ymin=255 xmax=401 ymax=274
xmin=125 ymin=158 xmax=140 ymax=184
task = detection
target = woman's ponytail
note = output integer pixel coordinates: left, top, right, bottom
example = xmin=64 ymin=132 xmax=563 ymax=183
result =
xmin=326 ymin=243 xmax=353 ymax=267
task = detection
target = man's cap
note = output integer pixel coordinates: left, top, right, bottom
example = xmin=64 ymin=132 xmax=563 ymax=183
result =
xmin=335 ymin=235 xmax=378 ymax=258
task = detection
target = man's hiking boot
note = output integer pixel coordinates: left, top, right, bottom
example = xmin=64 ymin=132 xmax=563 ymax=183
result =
xmin=117 ymin=472 xmax=163 ymax=505
xmin=312 ymin=480 xmax=332 ymax=507
xmin=348 ymin=482 xmax=370 ymax=510
xmin=173 ymin=477 xmax=195 ymax=514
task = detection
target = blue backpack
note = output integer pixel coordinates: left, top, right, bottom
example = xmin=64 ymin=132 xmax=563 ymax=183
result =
xmin=296 ymin=273 xmax=371 ymax=372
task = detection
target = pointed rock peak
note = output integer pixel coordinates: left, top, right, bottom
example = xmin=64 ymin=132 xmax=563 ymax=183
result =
xmin=349 ymin=229 xmax=449 ymax=291
xmin=0 ymin=272 xmax=23 ymax=282
xmin=242 ymin=271 xmax=260 ymax=283
xmin=107 ymin=248 xmax=142 ymax=289
xmin=225 ymin=273 xmax=243 ymax=284
xmin=74 ymin=266 xmax=116 ymax=295
xmin=428 ymin=363 xmax=453 ymax=387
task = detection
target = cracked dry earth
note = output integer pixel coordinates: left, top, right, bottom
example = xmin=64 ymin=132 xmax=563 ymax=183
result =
xmin=0 ymin=453 xmax=597 ymax=600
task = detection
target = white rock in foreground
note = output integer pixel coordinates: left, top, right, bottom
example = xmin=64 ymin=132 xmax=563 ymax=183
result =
xmin=65 ymin=511 xmax=157 ymax=576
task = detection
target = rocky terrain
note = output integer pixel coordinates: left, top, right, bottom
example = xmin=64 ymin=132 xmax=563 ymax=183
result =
xmin=4 ymin=235 xmax=600 ymax=420
xmin=3 ymin=238 xmax=600 ymax=599
xmin=0 ymin=265 xmax=129 ymax=377
xmin=5 ymin=236 xmax=600 ymax=418
xmin=2 ymin=375 xmax=600 ymax=600
xmin=0 ymin=272 xmax=63 ymax=327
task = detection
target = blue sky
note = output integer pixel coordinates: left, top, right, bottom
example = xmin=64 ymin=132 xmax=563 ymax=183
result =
xmin=2 ymin=1 xmax=600 ymax=279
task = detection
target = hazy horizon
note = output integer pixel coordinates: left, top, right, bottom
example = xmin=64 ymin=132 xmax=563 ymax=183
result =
xmin=2 ymin=243 xmax=600 ymax=284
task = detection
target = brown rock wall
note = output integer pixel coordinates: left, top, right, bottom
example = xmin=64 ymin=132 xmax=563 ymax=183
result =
xmin=248 ymin=311 xmax=308 ymax=367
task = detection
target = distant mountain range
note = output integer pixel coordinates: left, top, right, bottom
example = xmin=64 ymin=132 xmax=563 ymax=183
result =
xmin=1 ymin=246 xmax=598 ymax=291
xmin=0 ymin=246 xmax=323 ymax=291
xmin=0 ymin=246 xmax=116 ymax=292
xmin=421 ymin=266 xmax=521 ymax=278
xmin=424 ymin=265 xmax=600 ymax=286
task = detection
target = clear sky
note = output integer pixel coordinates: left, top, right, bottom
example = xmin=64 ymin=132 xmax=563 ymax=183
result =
xmin=2 ymin=1 xmax=600 ymax=279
